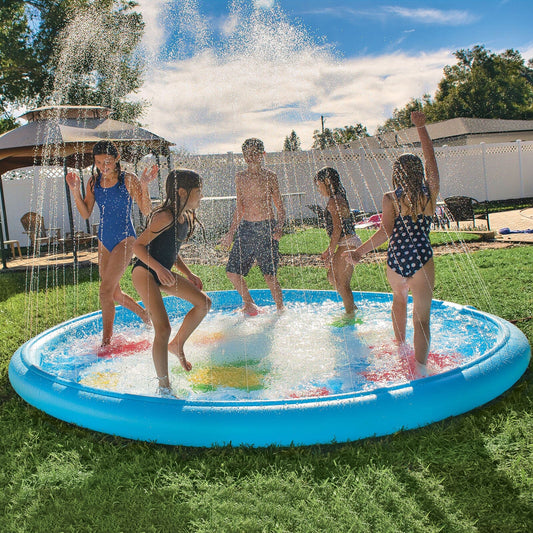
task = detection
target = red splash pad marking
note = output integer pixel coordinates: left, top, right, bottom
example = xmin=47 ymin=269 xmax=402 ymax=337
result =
xmin=97 ymin=338 xmax=151 ymax=359
xmin=289 ymin=386 xmax=330 ymax=398
xmin=361 ymin=349 xmax=462 ymax=384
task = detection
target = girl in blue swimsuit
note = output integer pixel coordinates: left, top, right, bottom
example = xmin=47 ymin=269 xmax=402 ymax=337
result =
xmin=66 ymin=141 xmax=158 ymax=348
xmin=132 ymin=170 xmax=211 ymax=395
xmin=344 ymin=112 xmax=440 ymax=376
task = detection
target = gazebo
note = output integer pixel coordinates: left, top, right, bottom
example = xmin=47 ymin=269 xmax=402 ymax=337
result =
xmin=0 ymin=105 xmax=173 ymax=268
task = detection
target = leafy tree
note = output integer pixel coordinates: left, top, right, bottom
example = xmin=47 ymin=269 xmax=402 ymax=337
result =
xmin=429 ymin=46 xmax=533 ymax=121
xmin=333 ymin=123 xmax=369 ymax=144
xmin=376 ymin=97 xmax=430 ymax=133
xmin=283 ymin=130 xmax=301 ymax=151
xmin=0 ymin=0 xmax=145 ymax=129
xmin=312 ymin=127 xmax=336 ymax=149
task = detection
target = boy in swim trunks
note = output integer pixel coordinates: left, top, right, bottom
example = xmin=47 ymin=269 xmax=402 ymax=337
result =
xmin=220 ymin=138 xmax=286 ymax=314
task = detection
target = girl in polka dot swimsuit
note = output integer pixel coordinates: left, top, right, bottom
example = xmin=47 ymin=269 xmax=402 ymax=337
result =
xmin=344 ymin=111 xmax=440 ymax=376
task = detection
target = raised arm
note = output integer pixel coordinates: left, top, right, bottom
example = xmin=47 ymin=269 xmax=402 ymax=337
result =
xmin=411 ymin=111 xmax=439 ymax=200
xmin=126 ymin=165 xmax=158 ymax=216
xmin=65 ymin=171 xmax=95 ymax=219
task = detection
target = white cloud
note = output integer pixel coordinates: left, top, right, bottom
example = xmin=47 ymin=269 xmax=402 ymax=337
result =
xmin=136 ymin=0 xmax=168 ymax=57
xmin=383 ymin=6 xmax=478 ymax=25
xmin=137 ymin=48 xmax=452 ymax=154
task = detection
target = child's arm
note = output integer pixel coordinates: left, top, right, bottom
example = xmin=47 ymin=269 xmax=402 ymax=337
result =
xmin=126 ymin=165 xmax=158 ymax=216
xmin=133 ymin=211 xmax=176 ymax=286
xmin=321 ymin=197 xmax=343 ymax=261
xmin=343 ymin=193 xmax=395 ymax=264
xmin=219 ymin=173 xmax=244 ymax=249
xmin=65 ymin=171 xmax=95 ymax=219
xmin=174 ymin=256 xmax=203 ymax=290
xmin=269 ymin=172 xmax=286 ymax=240
xmin=411 ymin=111 xmax=439 ymax=200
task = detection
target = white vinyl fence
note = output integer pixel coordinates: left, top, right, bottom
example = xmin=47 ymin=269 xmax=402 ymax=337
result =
xmin=2 ymin=140 xmax=532 ymax=246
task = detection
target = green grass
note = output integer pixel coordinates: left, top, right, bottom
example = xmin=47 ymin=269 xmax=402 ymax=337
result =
xmin=1 ymin=246 xmax=532 ymax=532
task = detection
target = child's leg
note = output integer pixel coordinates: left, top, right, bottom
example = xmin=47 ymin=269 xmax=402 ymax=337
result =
xmin=98 ymin=239 xmax=150 ymax=344
xmin=131 ymin=267 xmax=172 ymax=388
xmin=227 ymin=272 xmax=258 ymax=315
xmin=263 ymin=274 xmax=284 ymax=311
xmin=386 ymin=267 xmax=409 ymax=345
xmin=330 ymin=247 xmax=356 ymax=315
xmin=407 ymin=259 xmax=435 ymax=365
xmin=165 ymin=275 xmax=212 ymax=368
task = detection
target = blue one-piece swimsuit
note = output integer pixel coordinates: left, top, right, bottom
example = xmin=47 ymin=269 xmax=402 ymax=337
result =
xmin=94 ymin=172 xmax=136 ymax=252
xmin=387 ymin=187 xmax=433 ymax=278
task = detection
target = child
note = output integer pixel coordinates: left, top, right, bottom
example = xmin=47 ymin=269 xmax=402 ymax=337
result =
xmin=220 ymin=138 xmax=286 ymax=314
xmin=66 ymin=141 xmax=157 ymax=348
xmin=132 ymin=169 xmax=211 ymax=394
xmin=314 ymin=167 xmax=362 ymax=326
xmin=344 ymin=111 xmax=440 ymax=376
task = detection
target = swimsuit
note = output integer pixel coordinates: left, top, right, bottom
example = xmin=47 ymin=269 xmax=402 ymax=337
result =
xmin=226 ymin=219 xmax=279 ymax=276
xmin=132 ymin=215 xmax=189 ymax=285
xmin=324 ymin=200 xmax=362 ymax=248
xmin=387 ymin=187 xmax=433 ymax=278
xmin=94 ymin=172 xmax=136 ymax=252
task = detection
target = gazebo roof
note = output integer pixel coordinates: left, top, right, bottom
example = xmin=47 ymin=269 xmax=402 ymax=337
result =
xmin=0 ymin=105 xmax=173 ymax=174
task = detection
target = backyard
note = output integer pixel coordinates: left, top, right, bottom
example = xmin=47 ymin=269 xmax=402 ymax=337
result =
xmin=0 ymin=234 xmax=531 ymax=532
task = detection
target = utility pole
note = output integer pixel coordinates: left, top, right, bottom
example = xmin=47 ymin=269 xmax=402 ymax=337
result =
xmin=321 ymin=115 xmax=325 ymax=133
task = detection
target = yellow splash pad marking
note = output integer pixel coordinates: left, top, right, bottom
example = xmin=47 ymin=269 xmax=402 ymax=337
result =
xmin=189 ymin=331 xmax=226 ymax=345
xmin=80 ymin=372 xmax=120 ymax=389
xmin=189 ymin=365 xmax=262 ymax=389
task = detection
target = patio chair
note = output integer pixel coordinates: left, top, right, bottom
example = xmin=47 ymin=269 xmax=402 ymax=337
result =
xmin=443 ymin=196 xmax=490 ymax=230
xmin=20 ymin=212 xmax=62 ymax=251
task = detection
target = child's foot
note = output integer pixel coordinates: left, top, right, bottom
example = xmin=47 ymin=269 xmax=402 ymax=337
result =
xmin=141 ymin=310 xmax=152 ymax=328
xmin=241 ymin=303 xmax=260 ymax=316
xmin=414 ymin=360 xmax=429 ymax=377
xmin=330 ymin=311 xmax=363 ymax=328
xmin=157 ymin=385 xmax=176 ymax=398
xmin=168 ymin=342 xmax=193 ymax=371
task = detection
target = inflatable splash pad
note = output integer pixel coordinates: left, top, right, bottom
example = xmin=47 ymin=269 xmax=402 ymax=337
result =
xmin=9 ymin=290 xmax=530 ymax=447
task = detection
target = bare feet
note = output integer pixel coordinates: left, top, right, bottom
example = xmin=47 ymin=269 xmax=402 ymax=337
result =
xmin=141 ymin=309 xmax=152 ymax=327
xmin=241 ymin=302 xmax=260 ymax=316
xmin=168 ymin=342 xmax=193 ymax=371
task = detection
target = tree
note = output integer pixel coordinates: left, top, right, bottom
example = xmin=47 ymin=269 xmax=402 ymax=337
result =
xmin=0 ymin=0 xmax=146 ymax=131
xmin=376 ymin=97 xmax=430 ymax=134
xmin=283 ymin=130 xmax=301 ymax=151
xmin=332 ymin=123 xmax=369 ymax=144
xmin=312 ymin=127 xmax=336 ymax=149
xmin=428 ymin=46 xmax=533 ymax=121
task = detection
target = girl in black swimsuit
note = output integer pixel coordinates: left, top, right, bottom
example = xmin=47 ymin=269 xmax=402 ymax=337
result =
xmin=132 ymin=170 xmax=211 ymax=395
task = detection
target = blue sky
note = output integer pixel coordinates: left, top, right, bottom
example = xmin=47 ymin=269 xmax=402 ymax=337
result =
xmin=134 ymin=1 xmax=533 ymax=153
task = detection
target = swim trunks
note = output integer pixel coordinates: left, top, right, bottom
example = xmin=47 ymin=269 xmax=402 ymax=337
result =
xmin=133 ymin=216 xmax=189 ymax=285
xmin=387 ymin=187 xmax=433 ymax=278
xmin=94 ymin=172 xmax=136 ymax=252
xmin=226 ymin=219 xmax=279 ymax=277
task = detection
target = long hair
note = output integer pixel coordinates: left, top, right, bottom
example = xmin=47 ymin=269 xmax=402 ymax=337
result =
xmin=314 ymin=166 xmax=351 ymax=218
xmin=89 ymin=140 xmax=122 ymax=189
xmin=392 ymin=153 xmax=427 ymax=215
xmin=150 ymin=169 xmax=203 ymax=241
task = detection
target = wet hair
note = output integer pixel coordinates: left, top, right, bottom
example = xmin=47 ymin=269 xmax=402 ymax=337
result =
xmin=314 ymin=166 xmax=352 ymax=219
xmin=314 ymin=167 xmax=348 ymax=201
xmin=89 ymin=140 xmax=122 ymax=188
xmin=242 ymin=138 xmax=265 ymax=153
xmin=392 ymin=153 xmax=427 ymax=214
xmin=151 ymin=169 xmax=204 ymax=241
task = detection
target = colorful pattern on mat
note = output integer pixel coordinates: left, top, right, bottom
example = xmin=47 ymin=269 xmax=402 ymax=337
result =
xmin=97 ymin=338 xmax=151 ymax=358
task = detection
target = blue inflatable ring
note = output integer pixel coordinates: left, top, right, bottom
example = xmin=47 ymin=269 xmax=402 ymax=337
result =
xmin=9 ymin=290 xmax=531 ymax=447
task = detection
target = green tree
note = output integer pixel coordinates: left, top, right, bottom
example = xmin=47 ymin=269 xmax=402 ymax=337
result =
xmin=0 ymin=0 xmax=145 ymax=130
xmin=332 ymin=123 xmax=369 ymax=144
xmin=283 ymin=130 xmax=301 ymax=151
xmin=429 ymin=46 xmax=533 ymax=120
xmin=312 ymin=127 xmax=336 ymax=149
xmin=376 ymin=97 xmax=430 ymax=133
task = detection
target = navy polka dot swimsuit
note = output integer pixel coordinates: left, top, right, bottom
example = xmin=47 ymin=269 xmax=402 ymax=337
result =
xmin=387 ymin=187 xmax=433 ymax=278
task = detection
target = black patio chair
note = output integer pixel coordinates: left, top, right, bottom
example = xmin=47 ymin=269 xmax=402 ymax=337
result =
xmin=443 ymin=196 xmax=490 ymax=230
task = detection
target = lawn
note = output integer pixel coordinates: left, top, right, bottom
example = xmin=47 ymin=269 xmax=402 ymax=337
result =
xmin=0 ymin=243 xmax=532 ymax=532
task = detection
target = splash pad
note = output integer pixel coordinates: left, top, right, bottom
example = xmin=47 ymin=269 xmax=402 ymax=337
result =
xmin=9 ymin=290 xmax=530 ymax=447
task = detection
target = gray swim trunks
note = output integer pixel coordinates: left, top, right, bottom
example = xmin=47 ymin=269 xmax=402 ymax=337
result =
xmin=226 ymin=219 xmax=279 ymax=276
